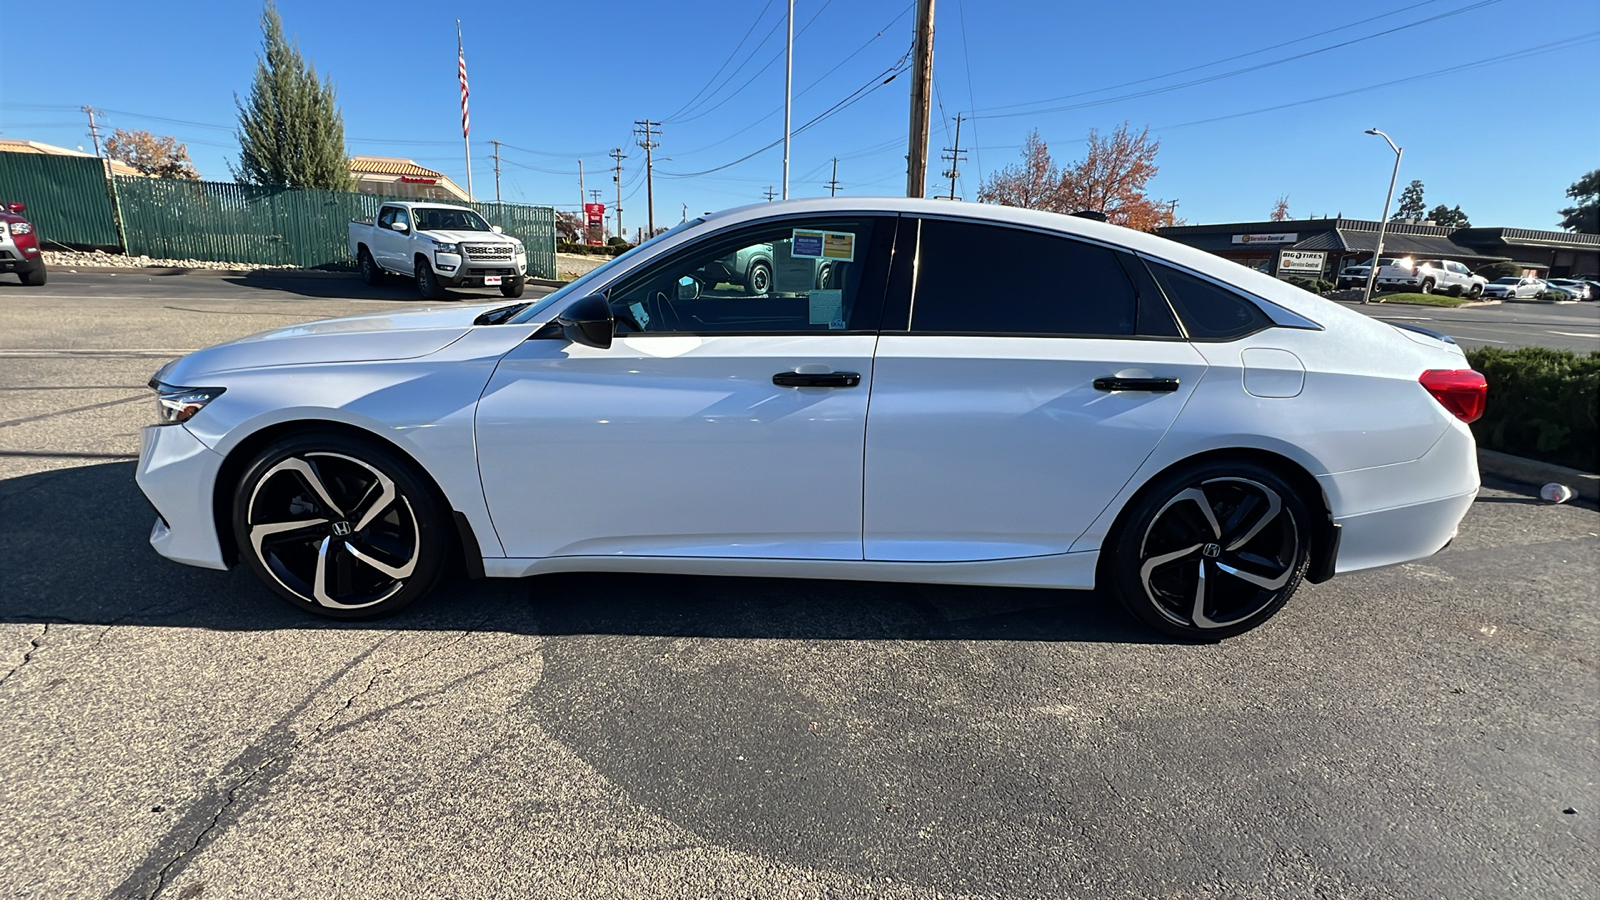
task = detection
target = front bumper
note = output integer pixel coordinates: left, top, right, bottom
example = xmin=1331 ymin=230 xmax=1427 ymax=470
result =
xmin=135 ymin=423 xmax=230 ymax=570
xmin=0 ymin=251 xmax=43 ymax=274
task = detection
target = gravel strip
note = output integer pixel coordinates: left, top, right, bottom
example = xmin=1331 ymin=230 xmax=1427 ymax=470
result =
xmin=43 ymin=250 xmax=316 ymax=273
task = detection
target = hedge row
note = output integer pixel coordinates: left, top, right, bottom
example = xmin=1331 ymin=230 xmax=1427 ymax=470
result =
xmin=1465 ymin=346 xmax=1599 ymax=473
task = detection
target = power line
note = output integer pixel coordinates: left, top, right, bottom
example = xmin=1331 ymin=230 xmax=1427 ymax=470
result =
xmin=953 ymin=0 xmax=982 ymax=185
xmin=634 ymin=119 xmax=661 ymax=235
xmin=973 ymin=0 xmax=1505 ymax=120
xmin=662 ymin=0 xmax=778 ymax=123
xmin=939 ymin=113 xmax=967 ymax=201
xmin=669 ymin=0 xmax=838 ymax=126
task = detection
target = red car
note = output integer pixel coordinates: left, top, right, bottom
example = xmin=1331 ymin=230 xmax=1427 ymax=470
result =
xmin=1 ymin=202 xmax=46 ymax=285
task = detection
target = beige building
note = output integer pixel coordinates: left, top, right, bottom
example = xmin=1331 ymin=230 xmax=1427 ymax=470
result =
xmin=0 ymin=139 xmax=143 ymax=177
xmin=349 ymin=156 xmax=471 ymax=202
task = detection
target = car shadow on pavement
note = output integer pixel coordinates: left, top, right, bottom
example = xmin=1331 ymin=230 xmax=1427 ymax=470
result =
xmin=220 ymin=275 xmax=547 ymax=305
xmin=0 ymin=461 xmax=1164 ymax=644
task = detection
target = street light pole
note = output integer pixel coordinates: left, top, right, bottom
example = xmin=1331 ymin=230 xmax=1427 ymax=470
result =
xmin=1362 ymin=128 xmax=1402 ymax=305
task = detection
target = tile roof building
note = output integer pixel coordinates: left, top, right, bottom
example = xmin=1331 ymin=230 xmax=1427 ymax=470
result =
xmin=349 ymin=156 xmax=470 ymax=202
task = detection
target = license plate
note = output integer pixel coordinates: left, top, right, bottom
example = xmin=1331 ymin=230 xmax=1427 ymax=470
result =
xmin=483 ymin=276 xmax=502 ymax=286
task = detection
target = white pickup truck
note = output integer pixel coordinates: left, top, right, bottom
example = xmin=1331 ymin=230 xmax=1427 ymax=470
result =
xmin=349 ymin=201 xmax=528 ymax=300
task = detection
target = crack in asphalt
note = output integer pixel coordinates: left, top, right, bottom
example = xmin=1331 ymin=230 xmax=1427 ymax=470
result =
xmin=0 ymin=623 xmax=48 ymax=689
xmin=110 ymin=624 xmax=520 ymax=900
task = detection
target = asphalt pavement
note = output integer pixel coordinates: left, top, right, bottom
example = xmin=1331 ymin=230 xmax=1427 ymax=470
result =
xmin=1 ymin=272 xmax=1597 ymax=899
xmin=1343 ymin=298 xmax=1600 ymax=352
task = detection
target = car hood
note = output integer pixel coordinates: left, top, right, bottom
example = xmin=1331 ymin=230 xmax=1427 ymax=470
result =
xmin=418 ymin=230 xmax=519 ymax=245
xmin=156 ymin=303 xmax=508 ymax=382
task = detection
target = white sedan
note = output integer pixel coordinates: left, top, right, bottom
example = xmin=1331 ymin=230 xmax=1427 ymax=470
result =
xmin=137 ymin=198 xmax=1485 ymax=640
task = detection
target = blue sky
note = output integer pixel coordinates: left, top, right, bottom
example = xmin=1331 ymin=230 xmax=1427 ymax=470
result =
xmin=3 ymin=0 xmax=1595 ymax=234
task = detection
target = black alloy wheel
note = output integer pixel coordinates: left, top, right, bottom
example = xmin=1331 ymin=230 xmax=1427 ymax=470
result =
xmin=745 ymin=260 xmax=772 ymax=296
xmin=1106 ymin=461 xmax=1311 ymax=640
xmin=360 ymin=248 xmax=384 ymax=286
xmin=415 ymin=258 xmax=446 ymax=300
xmin=232 ymin=435 xmax=448 ymax=619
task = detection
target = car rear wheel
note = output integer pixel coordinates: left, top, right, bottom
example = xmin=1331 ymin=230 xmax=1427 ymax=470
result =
xmin=1420 ymin=278 xmax=1435 ymax=294
xmin=359 ymin=248 xmax=384 ymax=286
xmin=415 ymin=258 xmax=447 ymax=300
xmin=232 ymin=434 xmax=449 ymax=619
xmin=1105 ymin=461 xmax=1311 ymax=640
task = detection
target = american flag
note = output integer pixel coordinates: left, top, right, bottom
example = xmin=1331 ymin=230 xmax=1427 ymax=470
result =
xmin=457 ymin=27 xmax=470 ymax=139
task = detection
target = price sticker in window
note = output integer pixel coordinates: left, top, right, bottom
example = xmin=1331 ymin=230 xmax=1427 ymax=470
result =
xmin=792 ymin=229 xmax=855 ymax=262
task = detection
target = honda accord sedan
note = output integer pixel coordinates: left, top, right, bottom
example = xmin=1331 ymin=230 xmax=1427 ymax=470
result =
xmin=137 ymin=198 xmax=1485 ymax=639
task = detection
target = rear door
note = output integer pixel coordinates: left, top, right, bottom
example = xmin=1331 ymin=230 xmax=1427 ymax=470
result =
xmin=862 ymin=217 xmax=1208 ymax=561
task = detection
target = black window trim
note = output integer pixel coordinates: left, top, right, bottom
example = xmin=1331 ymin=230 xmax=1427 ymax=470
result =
xmin=1135 ymin=252 xmax=1324 ymax=337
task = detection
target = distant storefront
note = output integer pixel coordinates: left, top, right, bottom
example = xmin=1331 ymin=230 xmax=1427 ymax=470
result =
xmin=1158 ymin=217 xmax=1600 ymax=279
xmin=349 ymin=156 xmax=471 ymax=203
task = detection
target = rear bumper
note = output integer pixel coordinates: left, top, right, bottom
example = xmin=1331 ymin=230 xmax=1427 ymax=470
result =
xmin=135 ymin=423 xmax=230 ymax=570
xmin=1332 ymin=488 xmax=1476 ymax=574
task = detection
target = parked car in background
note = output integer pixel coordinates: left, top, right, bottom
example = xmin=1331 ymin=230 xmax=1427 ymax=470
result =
xmin=1338 ymin=257 xmax=1401 ymax=288
xmin=1375 ymin=258 xmax=1486 ymax=296
xmin=1544 ymin=279 xmax=1593 ymax=301
xmin=138 ymin=197 xmax=1486 ymax=641
xmin=0 ymin=201 xmax=46 ymax=286
xmin=1483 ymin=276 xmax=1546 ymax=299
xmin=349 ymin=202 xmax=528 ymax=301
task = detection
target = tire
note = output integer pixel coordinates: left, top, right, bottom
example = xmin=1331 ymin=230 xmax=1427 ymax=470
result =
xmin=17 ymin=263 xmax=46 ymax=286
xmin=744 ymin=259 xmax=772 ymax=296
xmin=1103 ymin=460 xmax=1311 ymax=640
xmin=1468 ymin=284 xmax=1483 ymax=298
xmin=1420 ymin=278 xmax=1435 ymax=294
xmin=499 ymin=274 xmax=526 ymax=298
xmin=359 ymin=248 xmax=384 ymax=286
xmin=231 ymin=433 xmax=449 ymax=620
xmin=415 ymin=257 xmax=446 ymax=300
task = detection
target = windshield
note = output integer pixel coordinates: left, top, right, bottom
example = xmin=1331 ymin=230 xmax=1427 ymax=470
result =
xmin=414 ymin=207 xmax=492 ymax=232
xmin=508 ymin=218 xmax=705 ymax=325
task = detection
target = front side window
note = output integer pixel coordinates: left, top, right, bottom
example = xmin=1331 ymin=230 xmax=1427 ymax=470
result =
xmin=908 ymin=219 xmax=1137 ymax=336
xmin=377 ymin=206 xmax=398 ymax=229
xmin=414 ymin=207 xmax=492 ymax=232
xmin=392 ymin=207 xmax=411 ymax=231
xmin=606 ymin=217 xmax=890 ymax=334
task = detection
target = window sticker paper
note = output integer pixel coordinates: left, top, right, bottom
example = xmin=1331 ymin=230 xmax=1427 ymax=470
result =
xmin=808 ymin=289 xmax=843 ymax=325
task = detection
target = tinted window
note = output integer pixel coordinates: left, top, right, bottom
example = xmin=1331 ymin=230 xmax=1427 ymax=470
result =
xmin=909 ymin=219 xmax=1136 ymax=336
xmin=1145 ymin=261 xmax=1272 ymax=340
xmin=607 ymin=217 xmax=889 ymax=334
xmin=377 ymin=206 xmax=397 ymax=229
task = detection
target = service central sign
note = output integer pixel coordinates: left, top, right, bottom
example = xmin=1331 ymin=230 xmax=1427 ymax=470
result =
xmin=1277 ymin=250 xmax=1326 ymax=275
xmin=1232 ymin=233 xmax=1298 ymax=244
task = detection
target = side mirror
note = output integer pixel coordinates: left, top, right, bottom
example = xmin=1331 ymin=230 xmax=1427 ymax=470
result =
xmin=391 ymin=220 xmax=409 ymax=233
xmin=5 ymin=202 xmax=24 ymax=214
xmin=491 ymin=225 xmax=504 ymax=234
xmin=554 ymin=293 xmax=614 ymax=349
xmin=677 ymin=275 xmax=701 ymax=301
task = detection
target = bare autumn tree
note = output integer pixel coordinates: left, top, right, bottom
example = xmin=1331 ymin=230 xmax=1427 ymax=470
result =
xmin=975 ymin=130 xmax=1064 ymax=212
xmin=978 ymin=123 xmax=1173 ymax=231
xmin=1270 ymin=195 xmax=1291 ymax=222
xmin=104 ymin=128 xmax=201 ymax=179
xmin=555 ymin=210 xmax=581 ymax=243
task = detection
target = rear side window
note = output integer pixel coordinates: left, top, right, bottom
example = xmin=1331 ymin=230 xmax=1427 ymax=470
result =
xmin=909 ymin=219 xmax=1137 ymax=336
xmin=1145 ymin=260 xmax=1271 ymax=341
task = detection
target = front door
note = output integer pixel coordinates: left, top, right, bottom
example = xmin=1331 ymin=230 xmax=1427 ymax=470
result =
xmin=476 ymin=214 xmax=898 ymax=560
xmin=863 ymin=217 xmax=1208 ymax=561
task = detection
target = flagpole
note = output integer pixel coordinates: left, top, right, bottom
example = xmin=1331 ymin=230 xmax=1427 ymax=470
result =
xmin=458 ymin=20 xmax=474 ymax=201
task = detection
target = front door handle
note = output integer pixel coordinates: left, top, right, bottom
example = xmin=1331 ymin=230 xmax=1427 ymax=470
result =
xmin=1093 ymin=376 xmax=1180 ymax=393
xmin=773 ymin=371 xmax=862 ymax=388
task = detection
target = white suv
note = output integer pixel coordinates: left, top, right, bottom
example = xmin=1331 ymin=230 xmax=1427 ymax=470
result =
xmin=1376 ymin=258 xmax=1487 ymax=297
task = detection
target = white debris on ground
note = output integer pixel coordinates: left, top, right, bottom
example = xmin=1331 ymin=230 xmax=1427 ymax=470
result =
xmin=42 ymin=249 xmax=315 ymax=272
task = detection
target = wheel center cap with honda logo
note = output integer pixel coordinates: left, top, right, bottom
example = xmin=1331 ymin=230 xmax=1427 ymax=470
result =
xmin=331 ymin=521 xmax=353 ymax=537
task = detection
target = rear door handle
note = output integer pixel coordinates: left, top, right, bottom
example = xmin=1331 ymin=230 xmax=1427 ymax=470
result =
xmin=1093 ymin=376 xmax=1180 ymax=393
xmin=773 ymin=371 xmax=862 ymax=388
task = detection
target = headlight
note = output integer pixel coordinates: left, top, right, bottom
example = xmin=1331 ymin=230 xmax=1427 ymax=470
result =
xmin=434 ymin=241 xmax=459 ymax=254
xmin=151 ymin=382 xmax=225 ymax=425
xmin=10 ymin=221 xmax=32 ymax=235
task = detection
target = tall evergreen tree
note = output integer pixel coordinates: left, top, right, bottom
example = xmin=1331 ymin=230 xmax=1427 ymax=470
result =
xmin=1558 ymin=169 xmax=1599 ymax=234
xmin=1392 ymin=180 xmax=1426 ymax=221
xmin=1428 ymin=204 xmax=1471 ymax=229
xmin=232 ymin=1 xmax=353 ymax=191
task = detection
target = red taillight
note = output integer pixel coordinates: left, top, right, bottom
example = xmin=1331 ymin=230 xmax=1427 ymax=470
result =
xmin=1420 ymin=369 xmax=1487 ymax=423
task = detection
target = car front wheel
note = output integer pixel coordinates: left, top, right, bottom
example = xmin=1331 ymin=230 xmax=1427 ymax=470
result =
xmin=415 ymin=258 xmax=446 ymax=300
xmin=499 ymin=274 xmax=526 ymax=298
xmin=232 ymin=434 xmax=449 ymax=619
xmin=744 ymin=260 xmax=772 ymax=295
xmin=1105 ymin=461 xmax=1311 ymax=640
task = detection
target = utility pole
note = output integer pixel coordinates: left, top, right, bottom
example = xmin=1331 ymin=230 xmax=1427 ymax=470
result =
xmin=577 ymin=158 xmax=585 ymax=218
xmin=763 ymin=186 xmax=778 ymax=202
xmin=905 ymin=0 xmax=935 ymax=199
xmin=939 ymin=113 xmax=967 ymax=200
xmin=610 ymin=147 xmax=627 ymax=241
xmin=81 ymin=106 xmax=103 ymax=157
xmin=634 ymin=120 xmax=660 ymax=237
xmin=825 ymin=157 xmax=841 ymax=197
xmin=489 ymin=140 xmax=503 ymax=202
xmin=782 ymin=0 xmax=795 ymax=199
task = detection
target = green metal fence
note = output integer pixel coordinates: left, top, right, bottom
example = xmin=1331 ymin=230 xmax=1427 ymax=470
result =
xmin=0 ymin=153 xmax=122 ymax=247
xmin=115 ymin=178 xmax=558 ymax=277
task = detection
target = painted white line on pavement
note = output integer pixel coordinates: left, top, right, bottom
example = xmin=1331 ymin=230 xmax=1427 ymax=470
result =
xmin=1548 ymin=331 xmax=1600 ymax=338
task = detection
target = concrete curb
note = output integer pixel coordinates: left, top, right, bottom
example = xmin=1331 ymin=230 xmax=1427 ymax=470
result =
xmin=1479 ymin=448 xmax=1599 ymax=501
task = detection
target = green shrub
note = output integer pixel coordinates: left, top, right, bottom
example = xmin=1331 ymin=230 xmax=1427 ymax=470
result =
xmin=1281 ymin=276 xmax=1335 ymax=294
xmin=606 ymin=236 xmax=629 ymax=248
xmin=1465 ymin=346 xmax=1599 ymax=473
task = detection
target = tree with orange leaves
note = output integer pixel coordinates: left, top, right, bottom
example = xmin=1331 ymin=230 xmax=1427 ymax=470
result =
xmin=978 ymin=122 xmax=1174 ymax=231
xmin=1270 ymin=195 xmax=1291 ymax=222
